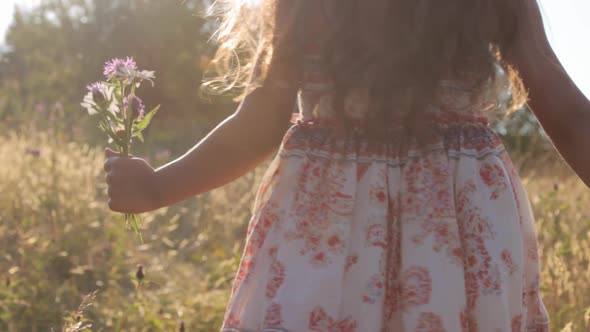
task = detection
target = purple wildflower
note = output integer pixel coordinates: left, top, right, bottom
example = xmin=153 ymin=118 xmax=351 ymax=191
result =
xmin=87 ymin=82 xmax=108 ymax=103
xmin=103 ymin=57 xmax=137 ymax=79
xmin=25 ymin=147 xmax=43 ymax=157
xmin=123 ymin=95 xmax=146 ymax=119
xmin=135 ymin=264 xmax=145 ymax=281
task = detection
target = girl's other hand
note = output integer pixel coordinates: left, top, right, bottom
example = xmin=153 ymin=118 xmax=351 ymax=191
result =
xmin=104 ymin=148 xmax=159 ymax=214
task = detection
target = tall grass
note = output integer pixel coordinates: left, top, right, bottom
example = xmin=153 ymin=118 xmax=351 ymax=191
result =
xmin=0 ymin=131 xmax=263 ymax=331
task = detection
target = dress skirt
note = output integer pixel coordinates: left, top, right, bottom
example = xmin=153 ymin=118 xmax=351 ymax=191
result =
xmin=221 ymin=118 xmax=550 ymax=332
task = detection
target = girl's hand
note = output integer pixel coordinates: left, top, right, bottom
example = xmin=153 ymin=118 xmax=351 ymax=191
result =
xmin=104 ymin=148 xmax=159 ymax=214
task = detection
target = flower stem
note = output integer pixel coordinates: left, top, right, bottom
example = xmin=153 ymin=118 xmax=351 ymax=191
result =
xmin=120 ymin=83 xmax=143 ymax=243
xmin=120 ymin=81 xmax=129 ymax=158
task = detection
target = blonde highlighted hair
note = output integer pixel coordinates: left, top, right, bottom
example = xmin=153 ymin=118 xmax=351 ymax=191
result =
xmin=204 ymin=0 xmax=528 ymax=133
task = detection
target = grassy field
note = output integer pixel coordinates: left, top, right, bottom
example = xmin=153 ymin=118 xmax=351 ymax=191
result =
xmin=1 ymin=130 xmax=589 ymax=331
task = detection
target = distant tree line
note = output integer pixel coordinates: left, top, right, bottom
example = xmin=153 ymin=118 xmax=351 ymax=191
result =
xmin=0 ymin=0 xmax=233 ymax=147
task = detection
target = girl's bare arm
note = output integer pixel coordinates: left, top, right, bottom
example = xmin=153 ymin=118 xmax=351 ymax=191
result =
xmin=105 ymin=81 xmax=299 ymax=214
xmin=147 ymin=0 xmax=307 ymax=209
xmin=105 ymin=1 xmax=304 ymax=214
xmin=507 ymin=0 xmax=590 ymax=187
xmin=105 ymin=80 xmax=297 ymax=213
xmin=152 ymin=84 xmax=297 ymax=209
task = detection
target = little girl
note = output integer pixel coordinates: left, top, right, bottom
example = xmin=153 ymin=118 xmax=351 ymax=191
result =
xmin=104 ymin=0 xmax=590 ymax=330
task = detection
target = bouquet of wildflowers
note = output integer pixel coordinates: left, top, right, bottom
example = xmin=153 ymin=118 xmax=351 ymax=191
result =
xmin=81 ymin=57 xmax=159 ymax=242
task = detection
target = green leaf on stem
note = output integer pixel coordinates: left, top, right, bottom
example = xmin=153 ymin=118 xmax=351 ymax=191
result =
xmin=135 ymin=131 xmax=145 ymax=143
xmin=133 ymin=105 xmax=160 ymax=132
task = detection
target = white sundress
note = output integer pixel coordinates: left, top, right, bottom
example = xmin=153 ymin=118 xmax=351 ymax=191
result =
xmin=220 ymin=5 xmax=550 ymax=332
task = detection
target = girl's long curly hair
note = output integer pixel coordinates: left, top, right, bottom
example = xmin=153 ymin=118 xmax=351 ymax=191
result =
xmin=205 ymin=0 xmax=528 ymax=137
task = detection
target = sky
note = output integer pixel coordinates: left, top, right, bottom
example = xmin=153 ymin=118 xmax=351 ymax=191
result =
xmin=0 ymin=0 xmax=589 ymax=97
xmin=0 ymin=1 xmax=35 ymax=41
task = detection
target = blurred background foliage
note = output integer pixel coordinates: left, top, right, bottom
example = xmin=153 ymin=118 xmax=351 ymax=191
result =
xmin=0 ymin=0 xmax=233 ymax=153
xmin=0 ymin=0 xmax=588 ymax=331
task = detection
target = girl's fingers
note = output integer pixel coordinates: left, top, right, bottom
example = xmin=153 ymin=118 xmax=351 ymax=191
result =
xmin=105 ymin=172 xmax=114 ymax=185
xmin=107 ymin=186 xmax=120 ymax=212
xmin=104 ymin=148 xmax=121 ymax=172
xmin=108 ymin=198 xmax=119 ymax=213
xmin=104 ymin=157 xmax=117 ymax=172
xmin=105 ymin=147 xmax=119 ymax=158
